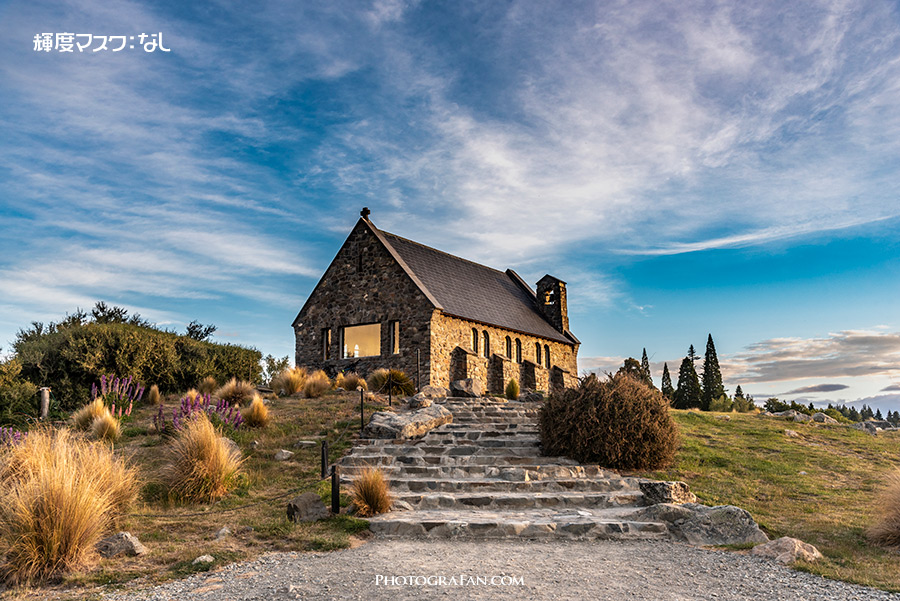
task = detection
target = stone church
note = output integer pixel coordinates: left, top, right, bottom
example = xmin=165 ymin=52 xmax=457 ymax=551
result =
xmin=293 ymin=209 xmax=580 ymax=394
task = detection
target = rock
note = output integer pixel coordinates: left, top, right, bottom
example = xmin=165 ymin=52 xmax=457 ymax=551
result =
xmin=362 ymin=405 xmax=453 ymax=439
xmin=417 ymin=385 xmax=449 ymax=399
xmin=852 ymin=421 xmax=878 ymax=435
xmin=519 ymin=390 xmax=544 ymax=403
xmin=214 ymin=527 xmax=231 ymax=540
xmin=392 ymin=499 xmax=415 ymax=511
xmin=630 ymin=502 xmax=697 ymax=525
xmin=812 ymin=412 xmax=838 ymax=424
xmin=751 ymin=536 xmax=823 ymax=564
xmin=192 ymin=555 xmax=215 ymax=565
xmin=274 ymin=449 xmax=295 ymax=461
xmin=678 ymin=503 xmax=769 ymax=546
xmin=784 ymin=429 xmax=799 ymax=438
xmin=96 ymin=532 xmax=147 ymax=558
xmin=287 ymin=492 xmax=331 ymax=522
xmin=771 ymin=410 xmax=811 ymax=422
xmin=249 ymin=440 xmax=259 ymax=449
xmin=793 ymin=413 xmax=812 ymax=423
xmin=407 ymin=394 xmax=433 ymax=409
xmin=450 ymin=378 xmax=484 ymax=398
xmin=640 ymin=481 xmax=697 ymax=505
xmin=293 ymin=440 xmax=318 ymax=448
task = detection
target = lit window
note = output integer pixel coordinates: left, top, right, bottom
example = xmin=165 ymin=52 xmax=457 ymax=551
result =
xmin=341 ymin=323 xmax=381 ymax=358
xmin=515 ymin=339 xmax=522 ymax=363
xmin=505 ymin=336 xmax=512 ymax=358
xmin=390 ymin=321 xmax=400 ymax=355
xmin=544 ymin=345 xmax=550 ymax=368
xmin=322 ymin=328 xmax=331 ymax=361
xmin=472 ymin=328 xmax=478 ymax=352
xmin=535 ymin=342 xmax=541 ymax=365
xmin=483 ymin=331 xmax=490 ymax=358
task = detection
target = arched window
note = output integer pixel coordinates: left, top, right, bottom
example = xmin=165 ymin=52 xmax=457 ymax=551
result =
xmin=544 ymin=345 xmax=551 ymax=368
xmin=515 ymin=339 xmax=522 ymax=363
xmin=535 ymin=342 xmax=541 ymax=365
xmin=505 ymin=336 xmax=512 ymax=358
xmin=483 ymin=331 xmax=490 ymax=358
xmin=472 ymin=328 xmax=478 ymax=352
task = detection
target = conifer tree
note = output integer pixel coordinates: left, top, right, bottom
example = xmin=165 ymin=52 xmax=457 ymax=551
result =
xmin=673 ymin=351 xmax=701 ymax=410
xmin=734 ymin=385 xmax=744 ymax=399
xmin=660 ymin=363 xmax=674 ymax=402
xmin=701 ymin=334 xmax=725 ymax=411
xmin=876 ymin=408 xmax=884 ymax=421
xmin=640 ymin=348 xmax=654 ymax=388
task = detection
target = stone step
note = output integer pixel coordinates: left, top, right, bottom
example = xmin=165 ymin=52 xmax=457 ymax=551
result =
xmin=339 ymin=454 xmax=579 ymax=467
xmin=366 ymin=508 xmax=670 ymax=540
xmin=340 ymin=477 xmax=638 ymax=494
xmin=451 ymin=417 xmax=535 ymax=424
xmin=352 ymin=438 xmax=540 ymax=449
xmin=338 ymin=464 xmax=625 ymax=481
xmin=391 ymin=491 xmax=642 ymax=510
xmin=347 ymin=445 xmax=542 ymax=458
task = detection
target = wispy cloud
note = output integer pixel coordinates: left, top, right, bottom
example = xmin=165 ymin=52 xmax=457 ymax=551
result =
xmin=782 ymin=383 xmax=850 ymax=395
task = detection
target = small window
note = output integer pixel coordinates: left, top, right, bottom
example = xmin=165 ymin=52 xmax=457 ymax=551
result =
xmin=505 ymin=336 xmax=512 ymax=358
xmin=483 ymin=331 xmax=490 ymax=358
xmin=515 ymin=339 xmax=522 ymax=363
xmin=544 ymin=345 xmax=551 ymax=368
xmin=390 ymin=321 xmax=400 ymax=355
xmin=535 ymin=342 xmax=541 ymax=365
xmin=322 ymin=328 xmax=331 ymax=361
xmin=472 ymin=328 xmax=479 ymax=352
xmin=341 ymin=323 xmax=381 ymax=358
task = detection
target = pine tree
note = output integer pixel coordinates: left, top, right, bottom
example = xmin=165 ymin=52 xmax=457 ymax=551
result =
xmin=640 ymin=348 xmax=654 ymax=388
xmin=700 ymin=334 xmax=725 ymax=411
xmin=673 ymin=351 xmax=701 ymax=410
xmin=660 ymin=363 xmax=674 ymax=402
xmin=876 ymin=408 xmax=884 ymax=421
xmin=849 ymin=407 xmax=861 ymax=421
xmin=734 ymin=385 xmax=744 ymax=399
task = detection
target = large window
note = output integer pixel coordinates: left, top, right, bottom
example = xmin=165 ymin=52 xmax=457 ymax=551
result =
xmin=342 ymin=323 xmax=381 ymax=358
xmin=483 ymin=331 xmax=490 ymax=358
xmin=390 ymin=321 xmax=400 ymax=355
xmin=472 ymin=328 xmax=478 ymax=352
xmin=505 ymin=336 xmax=512 ymax=358
xmin=535 ymin=342 xmax=541 ymax=365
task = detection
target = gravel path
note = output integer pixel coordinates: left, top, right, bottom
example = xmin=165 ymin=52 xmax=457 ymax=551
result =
xmin=104 ymin=539 xmax=899 ymax=601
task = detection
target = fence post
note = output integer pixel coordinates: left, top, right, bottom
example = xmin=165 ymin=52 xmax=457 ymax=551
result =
xmin=320 ymin=440 xmax=328 ymax=478
xmin=331 ymin=465 xmax=340 ymax=514
xmin=359 ymin=387 xmax=365 ymax=432
xmin=388 ymin=374 xmax=392 ymax=407
xmin=416 ymin=349 xmax=420 ymax=392
xmin=39 ymin=387 xmax=50 ymax=420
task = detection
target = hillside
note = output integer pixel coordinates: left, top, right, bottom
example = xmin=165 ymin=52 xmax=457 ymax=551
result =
xmin=634 ymin=410 xmax=900 ymax=591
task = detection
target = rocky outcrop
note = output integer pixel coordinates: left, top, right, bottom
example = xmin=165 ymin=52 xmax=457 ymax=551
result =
xmin=811 ymin=412 xmax=838 ymax=424
xmin=287 ymin=492 xmax=331 ymax=522
xmin=450 ymin=378 xmax=484 ymax=398
xmin=751 ymin=537 xmax=823 ymax=564
xmin=362 ymin=405 xmax=453 ymax=439
xmin=631 ymin=503 xmax=768 ymax=546
xmin=97 ymin=532 xmax=147 ymax=558
xmin=639 ymin=481 xmax=697 ymax=505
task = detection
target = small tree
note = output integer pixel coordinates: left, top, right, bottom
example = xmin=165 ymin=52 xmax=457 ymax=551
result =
xmin=673 ymin=352 xmax=701 ymax=410
xmin=640 ymin=348 xmax=654 ymax=388
xmin=505 ymin=378 xmax=519 ymax=400
xmin=660 ymin=363 xmax=674 ymax=402
xmin=701 ymin=334 xmax=725 ymax=411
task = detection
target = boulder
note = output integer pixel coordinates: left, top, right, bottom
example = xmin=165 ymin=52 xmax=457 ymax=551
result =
xmin=293 ymin=440 xmax=318 ymax=448
xmin=450 ymin=378 xmax=484 ymax=398
xmin=287 ymin=492 xmax=331 ymax=522
xmin=771 ymin=410 xmax=811 ymax=422
xmin=96 ymin=532 xmax=147 ymax=558
xmin=784 ymin=429 xmax=800 ymax=438
xmin=631 ymin=503 xmax=768 ymax=546
xmin=639 ymin=481 xmax=697 ymax=505
xmin=391 ymin=499 xmax=415 ymax=511
xmin=519 ymin=390 xmax=544 ymax=403
xmin=274 ymin=449 xmax=295 ymax=461
xmin=407 ymin=394 xmax=433 ymax=409
xmin=362 ymin=405 xmax=453 ymax=439
xmin=793 ymin=413 xmax=812 ymax=423
xmin=418 ymin=385 xmax=450 ymax=399
xmin=214 ymin=527 xmax=231 ymax=540
xmin=192 ymin=555 xmax=215 ymax=565
xmin=751 ymin=537 xmax=823 ymax=564
xmin=852 ymin=421 xmax=878 ymax=435
xmin=812 ymin=412 xmax=838 ymax=424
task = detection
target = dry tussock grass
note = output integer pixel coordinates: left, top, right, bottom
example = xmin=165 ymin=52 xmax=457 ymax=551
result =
xmin=350 ymin=467 xmax=393 ymax=517
xmin=72 ymin=399 xmax=110 ymax=431
xmin=336 ymin=372 xmax=367 ymax=391
xmin=198 ymin=376 xmax=218 ymax=395
xmin=90 ymin=412 xmax=121 ymax=442
xmin=147 ymin=384 xmax=161 ymax=405
xmin=0 ymin=428 xmax=138 ymax=584
xmin=160 ymin=413 xmax=245 ymax=504
xmin=242 ymin=395 xmax=270 ymax=428
xmin=271 ymin=367 xmax=307 ymax=396
xmin=214 ymin=378 xmax=256 ymax=407
xmin=868 ymin=469 xmax=900 ymax=548
xmin=303 ymin=370 xmax=332 ymax=399
xmin=367 ymin=368 xmax=415 ymax=396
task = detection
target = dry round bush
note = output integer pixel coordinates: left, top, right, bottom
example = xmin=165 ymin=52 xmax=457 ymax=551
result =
xmin=868 ymin=468 xmax=900 ymax=548
xmin=271 ymin=367 xmax=308 ymax=396
xmin=303 ymin=370 xmax=332 ymax=398
xmin=72 ymin=398 xmax=109 ymax=431
xmin=147 ymin=384 xmax=162 ymax=405
xmin=214 ymin=378 xmax=256 ymax=407
xmin=90 ymin=412 xmax=121 ymax=442
xmin=242 ymin=394 xmax=270 ymax=428
xmin=539 ymin=372 xmax=679 ymax=470
xmin=336 ymin=371 xmax=367 ymax=391
xmin=197 ymin=376 xmax=218 ymax=396
xmin=350 ymin=467 xmax=393 ymax=517
xmin=367 ymin=368 xmax=415 ymax=397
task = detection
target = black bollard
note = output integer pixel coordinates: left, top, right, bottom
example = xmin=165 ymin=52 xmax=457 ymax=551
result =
xmin=331 ymin=465 xmax=340 ymax=514
xmin=359 ymin=387 xmax=365 ymax=432
xmin=320 ymin=440 xmax=328 ymax=478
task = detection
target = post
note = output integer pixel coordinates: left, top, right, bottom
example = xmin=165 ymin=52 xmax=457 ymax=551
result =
xmin=39 ymin=387 xmax=50 ymax=420
xmin=320 ymin=440 xmax=328 ymax=478
xmin=331 ymin=465 xmax=340 ymax=514
xmin=416 ymin=349 xmax=421 ymax=392
xmin=388 ymin=374 xmax=392 ymax=407
xmin=359 ymin=387 xmax=365 ymax=432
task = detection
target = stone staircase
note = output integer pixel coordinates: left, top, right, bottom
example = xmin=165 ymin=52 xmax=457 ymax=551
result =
xmin=338 ymin=396 xmax=672 ymax=539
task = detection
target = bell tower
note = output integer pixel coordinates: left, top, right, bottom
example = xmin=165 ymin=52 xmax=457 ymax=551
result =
xmin=536 ymin=275 xmax=569 ymax=333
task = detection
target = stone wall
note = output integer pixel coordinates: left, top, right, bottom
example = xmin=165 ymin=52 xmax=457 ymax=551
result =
xmin=430 ymin=312 xmax=578 ymax=393
xmin=293 ymin=221 xmax=435 ymax=385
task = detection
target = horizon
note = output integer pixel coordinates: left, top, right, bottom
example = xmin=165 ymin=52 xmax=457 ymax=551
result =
xmin=2 ymin=1 xmax=900 ymax=414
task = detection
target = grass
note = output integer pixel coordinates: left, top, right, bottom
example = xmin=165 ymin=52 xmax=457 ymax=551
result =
xmin=242 ymin=395 xmax=270 ymax=428
xmin=867 ymin=468 xmax=900 ymax=548
xmin=72 ymin=399 xmax=110 ymax=431
xmin=147 ymin=385 xmax=161 ymax=406
xmin=90 ymin=412 xmax=121 ymax=442
xmin=349 ymin=467 xmax=393 ymax=517
xmin=214 ymin=378 xmax=256 ymax=407
xmin=197 ymin=376 xmax=218 ymax=396
xmin=159 ymin=413 xmax=246 ymax=504
xmin=633 ymin=410 xmax=900 ymax=592
xmin=0 ymin=428 xmax=138 ymax=585
xmin=271 ymin=367 xmax=307 ymax=396
xmin=336 ymin=372 xmax=367 ymax=392
xmin=303 ymin=370 xmax=332 ymax=399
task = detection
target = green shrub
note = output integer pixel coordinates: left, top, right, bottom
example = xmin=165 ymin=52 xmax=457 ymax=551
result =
xmin=367 ymin=369 xmax=415 ymax=397
xmin=0 ymin=359 xmax=38 ymax=425
xmin=505 ymin=378 xmax=520 ymax=400
xmin=539 ymin=373 xmax=678 ymax=470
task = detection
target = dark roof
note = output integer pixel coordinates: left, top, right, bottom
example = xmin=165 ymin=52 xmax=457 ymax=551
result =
xmin=373 ymin=225 xmax=574 ymax=345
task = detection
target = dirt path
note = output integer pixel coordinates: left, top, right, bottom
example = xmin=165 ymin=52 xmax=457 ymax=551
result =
xmin=104 ymin=539 xmax=899 ymax=601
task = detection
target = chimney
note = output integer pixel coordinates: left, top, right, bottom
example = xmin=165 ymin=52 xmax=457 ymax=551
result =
xmin=536 ymin=275 xmax=569 ymax=333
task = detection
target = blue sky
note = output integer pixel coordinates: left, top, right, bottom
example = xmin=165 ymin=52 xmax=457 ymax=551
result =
xmin=2 ymin=0 xmax=900 ymax=412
